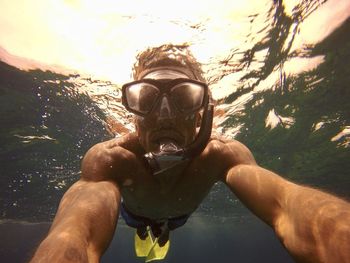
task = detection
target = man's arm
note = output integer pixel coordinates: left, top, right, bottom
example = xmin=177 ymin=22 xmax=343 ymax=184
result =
xmin=30 ymin=180 xmax=120 ymax=263
xmin=30 ymin=141 xmax=124 ymax=263
xmin=225 ymin=163 xmax=350 ymax=263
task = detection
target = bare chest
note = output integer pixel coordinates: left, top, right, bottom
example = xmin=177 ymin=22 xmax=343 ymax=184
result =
xmin=120 ymin=159 xmax=219 ymax=219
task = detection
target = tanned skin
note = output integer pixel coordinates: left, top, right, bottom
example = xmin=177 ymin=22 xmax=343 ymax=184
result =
xmin=30 ymin=70 xmax=350 ymax=263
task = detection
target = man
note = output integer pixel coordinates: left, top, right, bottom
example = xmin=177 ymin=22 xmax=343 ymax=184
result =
xmin=30 ymin=44 xmax=350 ymax=263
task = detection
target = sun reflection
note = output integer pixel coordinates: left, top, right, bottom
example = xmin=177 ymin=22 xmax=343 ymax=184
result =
xmin=0 ymin=0 xmax=268 ymax=79
xmin=0 ymin=0 xmax=349 ymax=87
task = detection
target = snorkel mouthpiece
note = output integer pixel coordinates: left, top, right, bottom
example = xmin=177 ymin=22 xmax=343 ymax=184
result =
xmin=144 ymin=142 xmax=184 ymax=174
xmin=144 ymin=102 xmax=214 ymax=174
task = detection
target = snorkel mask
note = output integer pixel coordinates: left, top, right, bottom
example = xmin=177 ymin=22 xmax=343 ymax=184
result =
xmin=122 ymin=68 xmax=214 ymax=174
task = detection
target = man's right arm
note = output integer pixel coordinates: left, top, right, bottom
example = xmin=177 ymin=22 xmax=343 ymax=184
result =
xmin=30 ymin=180 xmax=120 ymax=263
xmin=30 ymin=140 xmax=126 ymax=263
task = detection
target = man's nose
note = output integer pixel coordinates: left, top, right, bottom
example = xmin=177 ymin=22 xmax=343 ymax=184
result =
xmin=158 ymin=96 xmax=175 ymax=120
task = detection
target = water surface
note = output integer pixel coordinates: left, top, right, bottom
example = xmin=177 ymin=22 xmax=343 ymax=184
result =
xmin=0 ymin=0 xmax=349 ymax=262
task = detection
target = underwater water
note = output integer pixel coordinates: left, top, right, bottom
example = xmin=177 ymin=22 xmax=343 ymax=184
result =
xmin=1 ymin=0 xmax=350 ymax=262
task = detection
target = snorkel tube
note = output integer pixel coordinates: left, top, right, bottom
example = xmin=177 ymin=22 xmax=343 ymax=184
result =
xmin=183 ymin=102 xmax=214 ymax=158
xmin=144 ymin=100 xmax=214 ymax=174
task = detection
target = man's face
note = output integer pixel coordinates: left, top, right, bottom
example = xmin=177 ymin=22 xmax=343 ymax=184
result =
xmin=133 ymin=70 xmax=200 ymax=152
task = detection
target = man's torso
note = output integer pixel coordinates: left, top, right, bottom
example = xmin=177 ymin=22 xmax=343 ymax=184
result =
xmin=84 ymin=133 xmax=239 ymax=220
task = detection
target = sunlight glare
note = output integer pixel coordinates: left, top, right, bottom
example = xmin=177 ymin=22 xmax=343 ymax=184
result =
xmin=0 ymin=0 xmax=349 ymax=85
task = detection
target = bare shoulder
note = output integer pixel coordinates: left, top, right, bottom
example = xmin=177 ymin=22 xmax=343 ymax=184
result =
xmin=195 ymin=135 xmax=258 ymax=181
xmin=81 ymin=133 xmax=145 ymax=182
xmin=203 ymin=135 xmax=257 ymax=173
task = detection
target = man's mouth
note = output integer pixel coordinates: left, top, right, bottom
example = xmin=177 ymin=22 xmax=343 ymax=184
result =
xmin=150 ymin=129 xmax=184 ymax=146
xmin=158 ymin=139 xmax=181 ymax=153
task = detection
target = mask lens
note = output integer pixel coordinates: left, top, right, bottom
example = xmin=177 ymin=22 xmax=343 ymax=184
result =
xmin=171 ymin=82 xmax=205 ymax=113
xmin=125 ymin=83 xmax=160 ymax=114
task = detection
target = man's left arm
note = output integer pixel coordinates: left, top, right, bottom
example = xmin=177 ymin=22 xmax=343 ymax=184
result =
xmin=222 ymin=142 xmax=350 ymax=263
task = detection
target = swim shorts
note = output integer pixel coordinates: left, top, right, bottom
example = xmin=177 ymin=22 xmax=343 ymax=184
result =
xmin=120 ymin=202 xmax=190 ymax=231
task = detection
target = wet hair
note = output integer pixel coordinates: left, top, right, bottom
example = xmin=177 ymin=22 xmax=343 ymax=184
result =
xmin=132 ymin=44 xmax=206 ymax=82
